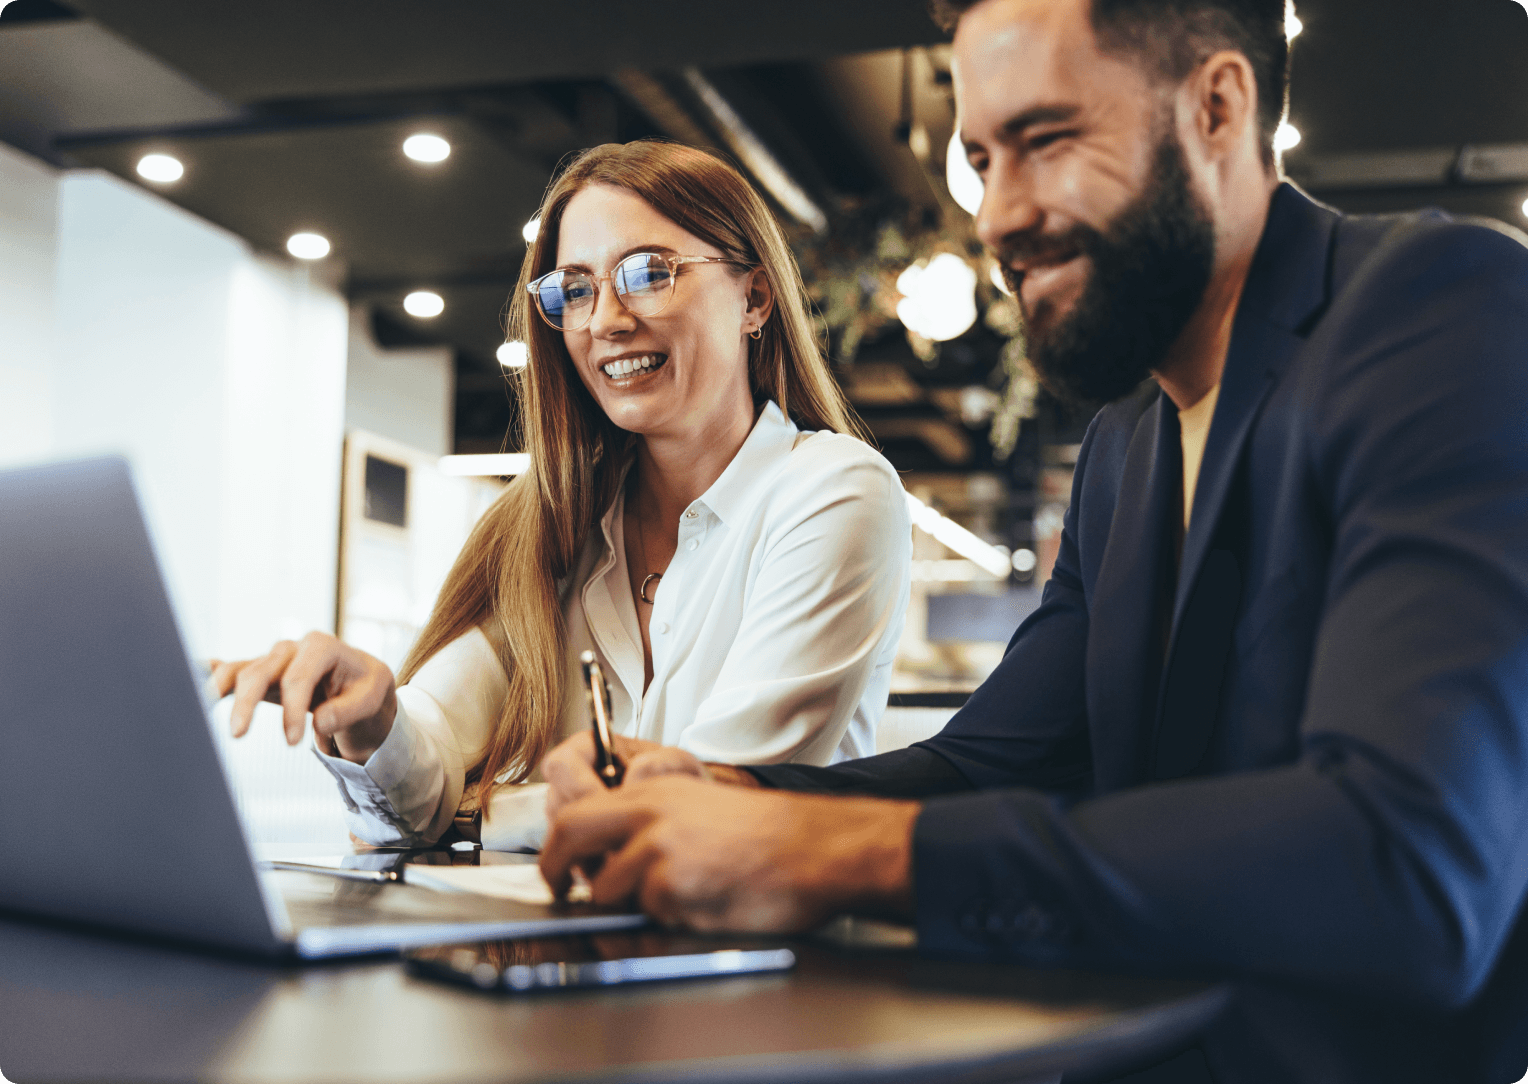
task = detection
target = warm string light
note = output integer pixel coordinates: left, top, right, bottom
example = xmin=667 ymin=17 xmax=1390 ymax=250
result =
xmin=945 ymin=130 xmax=984 ymax=217
xmin=897 ymin=254 xmax=979 ymax=341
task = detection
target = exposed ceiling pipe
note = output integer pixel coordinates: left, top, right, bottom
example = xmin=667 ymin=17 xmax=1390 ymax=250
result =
xmin=678 ymin=67 xmax=829 ymax=235
xmin=608 ymin=69 xmax=721 ymax=154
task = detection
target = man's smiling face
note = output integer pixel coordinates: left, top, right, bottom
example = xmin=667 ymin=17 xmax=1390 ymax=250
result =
xmin=955 ymin=0 xmax=1217 ymax=403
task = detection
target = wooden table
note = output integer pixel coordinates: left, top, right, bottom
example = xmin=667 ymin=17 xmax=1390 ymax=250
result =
xmin=0 ymin=908 xmax=1226 ymax=1084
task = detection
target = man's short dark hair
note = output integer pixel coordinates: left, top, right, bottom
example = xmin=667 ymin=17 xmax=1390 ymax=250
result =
xmin=931 ymin=0 xmax=1291 ymax=167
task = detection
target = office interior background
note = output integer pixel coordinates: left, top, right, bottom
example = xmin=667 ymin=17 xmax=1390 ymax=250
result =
xmin=1 ymin=0 xmax=1526 ymax=853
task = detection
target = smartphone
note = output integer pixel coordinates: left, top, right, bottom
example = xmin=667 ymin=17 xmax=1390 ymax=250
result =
xmin=404 ymin=933 xmax=796 ymax=993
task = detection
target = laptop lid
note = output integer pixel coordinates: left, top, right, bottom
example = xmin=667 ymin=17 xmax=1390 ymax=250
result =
xmin=0 ymin=456 xmax=646 ymax=959
xmin=0 ymin=456 xmax=291 ymax=955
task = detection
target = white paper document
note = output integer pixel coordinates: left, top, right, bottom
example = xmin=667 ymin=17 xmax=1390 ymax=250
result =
xmin=404 ymin=863 xmax=591 ymax=904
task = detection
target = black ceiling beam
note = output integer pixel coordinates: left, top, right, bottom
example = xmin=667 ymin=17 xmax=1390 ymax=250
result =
xmin=52 ymin=107 xmax=448 ymax=152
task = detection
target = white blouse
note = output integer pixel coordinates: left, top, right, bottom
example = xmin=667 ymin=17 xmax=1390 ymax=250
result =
xmin=315 ymin=402 xmax=912 ymax=850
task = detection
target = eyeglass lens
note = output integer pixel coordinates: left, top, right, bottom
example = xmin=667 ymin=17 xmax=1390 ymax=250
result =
xmin=536 ymin=253 xmax=676 ymax=330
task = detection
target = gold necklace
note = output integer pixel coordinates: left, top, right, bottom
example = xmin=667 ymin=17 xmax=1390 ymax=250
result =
xmin=632 ymin=488 xmax=662 ymax=605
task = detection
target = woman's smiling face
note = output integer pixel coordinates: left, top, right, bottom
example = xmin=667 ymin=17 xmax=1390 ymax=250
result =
xmin=555 ymin=183 xmax=764 ymax=442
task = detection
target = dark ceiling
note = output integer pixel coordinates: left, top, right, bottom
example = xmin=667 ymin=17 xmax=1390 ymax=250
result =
xmin=3 ymin=0 xmax=1527 ymax=481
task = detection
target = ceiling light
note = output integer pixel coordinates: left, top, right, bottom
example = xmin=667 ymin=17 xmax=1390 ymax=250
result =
xmin=286 ymin=232 xmax=330 ymax=260
xmin=136 ymin=154 xmax=184 ymax=184
xmin=1275 ymin=122 xmax=1302 ymax=152
xmin=403 ymin=291 xmax=444 ymax=319
xmin=946 ymin=131 xmax=984 ymax=217
xmin=403 ymin=133 xmax=451 ymax=164
xmin=438 ymin=453 xmax=530 ymax=477
xmin=497 ymin=341 xmax=529 ymax=369
xmin=1012 ymin=548 xmax=1038 ymax=574
xmin=896 ymin=253 xmax=979 ymax=342
xmin=522 ymin=217 xmax=541 ymax=245
xmin=1521 ymin=195 xmax=1528 ymax=220
xmin=1286 ymin=7 xmax=1302 ymax=39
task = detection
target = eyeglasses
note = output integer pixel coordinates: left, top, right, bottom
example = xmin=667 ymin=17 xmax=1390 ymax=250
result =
xmin=526 ymin=251 xmax=738 ymax=332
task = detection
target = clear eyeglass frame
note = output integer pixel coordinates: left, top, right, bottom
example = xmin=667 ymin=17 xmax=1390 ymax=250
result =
xmin=525 ymin=251 xmax=739 ymax=332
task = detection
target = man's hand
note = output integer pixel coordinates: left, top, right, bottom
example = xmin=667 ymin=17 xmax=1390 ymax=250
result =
xmin=543 ymin=731 xmax=762 ymax=820
xmin=209 ymin=631 xmax=396 ymax=764
xmin=539 ymin=775 xmax=919 ymax=933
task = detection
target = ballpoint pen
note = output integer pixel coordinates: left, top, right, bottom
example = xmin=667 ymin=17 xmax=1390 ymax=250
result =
xmin=580 ymin=650 xmax=626 ymax=788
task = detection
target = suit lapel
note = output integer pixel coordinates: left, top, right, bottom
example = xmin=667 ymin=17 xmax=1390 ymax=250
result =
xmin=1172 ymin=187 xmax=1336 ymax=628
xmin=1087 ymin=391 xmax=1181 ymax=789
xmin=1150 ymin=183 xmax=1340 ymax=776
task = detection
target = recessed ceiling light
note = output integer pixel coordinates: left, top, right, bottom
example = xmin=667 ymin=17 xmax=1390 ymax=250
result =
xmin=404 ymin=290 xmax=444 ymax=319
xmin=1286 ymin=9 xmax=1303 ymax=39
xmin=136 ymin=154 xmax=184 ymax=184
xmin=403 ymin=133 xmax=451 ymax=164
xmin=522 ymin=217 xmax=541 ymax=245
xmin=1275 ymin=122 xmax=1302 ymax=152
xmin=286 ymin=232 xmax=331 ymax=260
xmin=497 ymin=341 xmax=529 ymax=369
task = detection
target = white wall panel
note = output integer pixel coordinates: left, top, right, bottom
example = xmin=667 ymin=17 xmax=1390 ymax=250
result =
xmin=0 ymin=142 xmax=59 ymax=466
xmin=344 ymin=305 xmax=453 ymax=457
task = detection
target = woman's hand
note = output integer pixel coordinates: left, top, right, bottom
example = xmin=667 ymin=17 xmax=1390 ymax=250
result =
xmin=209 ymin=631 xmax=397 ymax=764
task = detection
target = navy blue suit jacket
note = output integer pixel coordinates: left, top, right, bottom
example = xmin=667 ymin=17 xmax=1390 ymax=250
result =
xmin=754 ymin=184 xmax=1528 ymax=1083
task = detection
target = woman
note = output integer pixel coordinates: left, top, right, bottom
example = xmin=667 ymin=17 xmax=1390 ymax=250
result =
xmin=214 ymin=140 xmax=911 ymax=850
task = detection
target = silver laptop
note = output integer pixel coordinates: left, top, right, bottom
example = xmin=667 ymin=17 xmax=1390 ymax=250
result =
xmin=0 ymin=456 xmax=644 ymax=958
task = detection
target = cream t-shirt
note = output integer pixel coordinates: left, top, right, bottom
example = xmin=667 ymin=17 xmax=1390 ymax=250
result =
xmin=1179 ymin=383 xmax=1221 ymax=531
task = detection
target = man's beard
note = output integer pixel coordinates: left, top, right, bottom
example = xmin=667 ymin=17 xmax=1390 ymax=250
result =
xmin=1002 ymin=129 xmax=1216 ymax=406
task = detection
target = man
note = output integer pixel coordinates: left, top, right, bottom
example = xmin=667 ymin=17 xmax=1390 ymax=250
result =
xmin=538 ymin=0 xmax=1528 ymax=1079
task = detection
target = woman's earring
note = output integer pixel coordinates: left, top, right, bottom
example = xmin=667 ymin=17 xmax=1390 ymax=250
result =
xmin=749 ymin=326 xmax=763 ymax=340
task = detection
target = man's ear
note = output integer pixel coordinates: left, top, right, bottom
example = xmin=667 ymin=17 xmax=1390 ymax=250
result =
xmin=1187 ymin=49 xmax=1260 ymax=164
xmin=744 ymin=266 xmax=775 ymax=332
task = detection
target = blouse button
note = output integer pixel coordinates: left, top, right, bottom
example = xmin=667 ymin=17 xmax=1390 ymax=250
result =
xmin=656 ymin=622 xmax=669 ymax=635
xmin=687 ymin=539 xmax=699 ymax=551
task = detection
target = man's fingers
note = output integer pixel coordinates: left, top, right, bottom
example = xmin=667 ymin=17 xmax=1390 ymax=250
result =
xmin=610 ymin=733 xmax=654 ymax=763
xmin=539 ymin=794 xmax=656 ymax=898
xmin=623 ymin=747 xmax=708 ymax=784
xmin=587 ymin=826 xmax=666 ymax=909
xmin=229 ymin=642 xmax=296 ymax=738
xmin=541 ymin=733 xmax=606 ymax=819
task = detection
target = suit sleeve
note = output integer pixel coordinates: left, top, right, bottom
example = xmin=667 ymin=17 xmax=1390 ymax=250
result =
xmin=911 ymin=223 xmax=1528 ymax=1010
